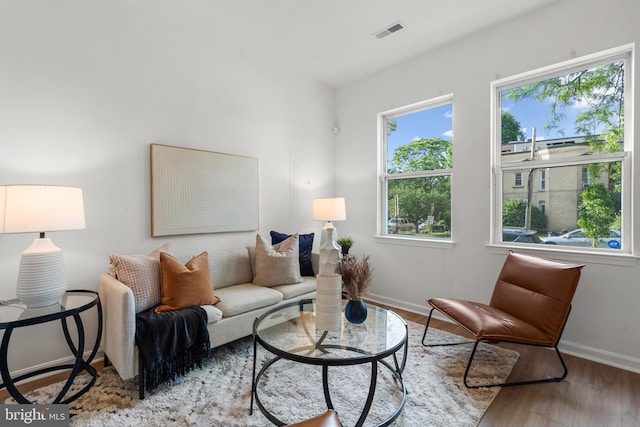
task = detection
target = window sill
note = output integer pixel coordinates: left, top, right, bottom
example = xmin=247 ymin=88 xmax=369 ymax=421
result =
xmin=486 ymin=243 xmax=639 ymax=267
xmin=372 ymin=236 xmax=638 ymax=266
xmin=374 ymin=235 xmax=455 ymax=249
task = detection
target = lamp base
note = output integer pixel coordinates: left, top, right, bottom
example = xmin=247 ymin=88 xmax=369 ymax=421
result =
xmin=319 ymin=222 xmax=341 ymax=275
xmin=16 ymin=238 xmax=67 ymax=308
xmin=316 ymin=273 xmax=342 ymax=331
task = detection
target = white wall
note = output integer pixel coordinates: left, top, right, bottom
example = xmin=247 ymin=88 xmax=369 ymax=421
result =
xmin=0 ymin=2 xmax=337 ymax=372
xmin=336 ymin=0 xmax=640 ymax=372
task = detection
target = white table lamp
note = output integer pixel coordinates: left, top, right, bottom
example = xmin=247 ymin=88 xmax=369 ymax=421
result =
xmin=0 ymin=185 xmax=86 ymax=307
xmin=313 ymin=197 xmax=346 ymax=275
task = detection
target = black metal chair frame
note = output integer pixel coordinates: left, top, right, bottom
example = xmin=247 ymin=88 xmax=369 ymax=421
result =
xmin=421 ymin=306 xmax=570 ymax=388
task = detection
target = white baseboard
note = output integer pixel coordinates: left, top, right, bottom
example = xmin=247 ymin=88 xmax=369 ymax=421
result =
xmin=7 ymin=349 xmax=104 ymax=386
xmin=365 ymin=292 xmax=432 ymax=317
xmin=559 ymin=340 xmax=640 ymax=374
xmin=366 ymin=292 xmax=640 ymax=375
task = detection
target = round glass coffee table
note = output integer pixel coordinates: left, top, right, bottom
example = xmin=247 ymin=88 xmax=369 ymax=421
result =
xmin=250 ymin=299 xmax=408 ymax=427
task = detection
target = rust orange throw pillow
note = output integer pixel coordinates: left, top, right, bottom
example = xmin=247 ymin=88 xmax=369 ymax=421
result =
xmin=155 ymin=251 xmax=220 ymax=313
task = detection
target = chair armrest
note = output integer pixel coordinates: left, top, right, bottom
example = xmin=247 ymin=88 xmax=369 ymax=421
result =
xmin=98 ymin=273 xmax=137 ymax=380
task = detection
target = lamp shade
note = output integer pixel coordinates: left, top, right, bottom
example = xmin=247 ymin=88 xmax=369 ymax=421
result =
xmin=313 ymin=197 xmax=346 ymax=222
xmin=0 ymin=185 xmax=5 ymax=233
xmin=1 ymin=185 xmax=86 ymax=234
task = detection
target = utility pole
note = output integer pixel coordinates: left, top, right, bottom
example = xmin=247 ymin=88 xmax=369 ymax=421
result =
xmin=524 ymin=128 xmax=536 ymax=230
xmin=394 ymin=194 xmax=399 ymax=234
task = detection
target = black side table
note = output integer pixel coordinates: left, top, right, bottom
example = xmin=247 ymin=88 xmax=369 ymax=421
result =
xmin=0 ymin=290 xmax=102 ymax=404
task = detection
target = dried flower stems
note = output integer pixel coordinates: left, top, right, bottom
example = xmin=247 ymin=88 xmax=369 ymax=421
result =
xmin=338 ymin=255 xmax=372 ymax=300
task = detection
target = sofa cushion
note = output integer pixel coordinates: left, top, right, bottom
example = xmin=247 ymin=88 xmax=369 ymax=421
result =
xmin=271 ymin=276 xmax=317 ymax=300
xmin=270 ymin=230 xmax=315 ymax=277
xmin=209 ymin=248 xmax=253 ymax=289
xmin=214 ymin=283 xmax=283 ymax=317
xmin=109 ymin=243 xmax=171 ymax=313
xmin=107 ymin=243 xmax=168 ymax=278
xmin=253 ymin=233 xmax=303 ymax=287
xmin=155 ymin=252 xmax=220 ymax=312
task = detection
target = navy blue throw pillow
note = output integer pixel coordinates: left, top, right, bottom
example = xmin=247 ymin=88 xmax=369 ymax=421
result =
xmin=270 ymin=231 xmax=315 ymax=277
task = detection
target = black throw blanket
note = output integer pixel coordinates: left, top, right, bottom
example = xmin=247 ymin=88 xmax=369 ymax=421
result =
xmin=135 ymin=305 xmax=210 ymax=392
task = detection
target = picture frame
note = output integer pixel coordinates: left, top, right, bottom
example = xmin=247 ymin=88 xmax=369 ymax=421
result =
xmin=150 ymin=144 xmax=259 ymax=236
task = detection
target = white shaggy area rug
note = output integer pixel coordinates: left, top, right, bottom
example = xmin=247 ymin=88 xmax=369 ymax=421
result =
xmin=10 ymin=322 xmax=518 ymax=426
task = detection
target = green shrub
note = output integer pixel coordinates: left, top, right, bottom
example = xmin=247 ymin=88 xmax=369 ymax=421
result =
xmin=502 ymin=198 xmax=547 ymax=232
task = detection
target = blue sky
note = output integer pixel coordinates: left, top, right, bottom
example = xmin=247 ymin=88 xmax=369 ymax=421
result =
xmin=386 ymin=97 xmax=591 ymax=157
xmin=386 ymin=104 xmax=453 ymax=156
xmin=501 ymin=97 xmax=591 ymax=141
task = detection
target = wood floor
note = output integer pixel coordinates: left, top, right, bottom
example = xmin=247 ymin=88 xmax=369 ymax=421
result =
xmin=387 ymin=305 xmax=640 ymax=427
xmin=2 ymin=305 xmax=639 ymax=426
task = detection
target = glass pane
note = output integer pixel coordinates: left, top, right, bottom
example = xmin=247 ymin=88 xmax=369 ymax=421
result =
xmin=500 ymin=60 xmax=625 ymax=163
xmin=501 ymin=162 xmax=622 ymax=249
xmin=386 ymin=104 xmax=453 ymax=174
xmin=387 ymin=176 xmax=451 ymax=238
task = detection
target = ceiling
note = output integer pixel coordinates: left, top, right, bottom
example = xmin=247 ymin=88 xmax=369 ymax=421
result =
xmin=202 ymin=0 xmax=561 ymax=87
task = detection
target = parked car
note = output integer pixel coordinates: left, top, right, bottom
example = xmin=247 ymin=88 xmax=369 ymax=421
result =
xmin=502 ymin=227 xmax=543 ymax=244
xmin=541 ymin=228 xmax=621 ymax=249
xmin=388 ymin=218 xmax=416 ymax=233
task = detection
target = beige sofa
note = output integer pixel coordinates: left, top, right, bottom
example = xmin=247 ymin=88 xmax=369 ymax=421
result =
xmin=98 ymin=246 xmax=318 ymax=385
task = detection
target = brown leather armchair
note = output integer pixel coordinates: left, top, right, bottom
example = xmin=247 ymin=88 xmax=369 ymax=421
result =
xmin=422 ymin=251 xmax=584 ymax=388
xmin=286 ymin=410 xmax=343 ymax=427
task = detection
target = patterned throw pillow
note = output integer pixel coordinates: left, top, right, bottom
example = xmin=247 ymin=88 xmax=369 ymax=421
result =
xmin=109 ymin=243 xmax=170 ymax=313
xmin=155 ymin=251 xmax=220 ymax=312
xmin=270 ymin=231 xmax=315 ymax=276
xmin=253 ymin=233 xmax=303 ymax=287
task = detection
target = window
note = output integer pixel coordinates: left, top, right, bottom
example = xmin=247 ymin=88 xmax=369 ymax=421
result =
xmin=492 ymin=45 xmax=632 ymax=253
xmin=513 ymin=172 xmax=523 ymax=188
xmin=538 ymin=200 xmax=546 ymax=215
xmin=581 ymin=166 xmax=591 ymax=189
xmin=379 ymin=95 xmax=453 ymax=240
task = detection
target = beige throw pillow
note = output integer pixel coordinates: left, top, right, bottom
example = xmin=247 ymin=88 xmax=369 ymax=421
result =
xmin=155 ymin=251 xmax=220 ymax=312
xmin=109 ymin=243 xmax=171 ymax=313
xmin=253 ymin=233 xmax=303 ymax=287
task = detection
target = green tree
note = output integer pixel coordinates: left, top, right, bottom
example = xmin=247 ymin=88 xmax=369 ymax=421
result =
xmin=578 ymin=183 xmax=616 ymax=247
xmin=388 ymin=138 xmax=452 ymax=232
xmin=502 ymin=198 xmax=547 ymax=232
xmin=389 ymin=138 xmax=452 ymax=174
xmin=504 ymin=61 xmax=624 ymax=143
xmin=501 ymin=111 xmax=525 ymax=143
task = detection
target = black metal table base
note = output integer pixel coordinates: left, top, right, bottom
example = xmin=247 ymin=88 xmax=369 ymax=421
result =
xmin=250 ymin=331 xmax=408 ymax=427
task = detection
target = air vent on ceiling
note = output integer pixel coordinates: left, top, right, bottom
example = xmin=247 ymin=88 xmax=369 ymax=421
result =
xmin=374 ymin=21 xmax=405 ymax=39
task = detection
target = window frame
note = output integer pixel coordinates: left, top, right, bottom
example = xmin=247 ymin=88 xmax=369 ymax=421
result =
xmin=538 ymin=169 xmax=546 ymax=192
xmin=377 ymin=94 xmax=454 ymax=243
xmin=538 ymin=200 xmax=546 ymax=215
xmin=513 ymin=172 xmax=523 ymax=188
xmin=581 ymin=166 xmax=591 ymax=189
xmin=490 ymin=44 xmax=634 ymax=255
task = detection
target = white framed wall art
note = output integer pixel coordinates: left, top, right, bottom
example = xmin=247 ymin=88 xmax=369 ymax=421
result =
xmin=150 ymin=144 xmax=259 ymax=236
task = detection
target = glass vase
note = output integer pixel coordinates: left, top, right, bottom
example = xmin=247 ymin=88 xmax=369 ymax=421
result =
xmin=344 ymin=299 xmax=367 ymax=324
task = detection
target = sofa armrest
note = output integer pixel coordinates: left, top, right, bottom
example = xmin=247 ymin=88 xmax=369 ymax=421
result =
xmin=98 ymin=273 xmax=137 ymax=380
xmin=311 ymin=252 xmax=319 ymax=276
